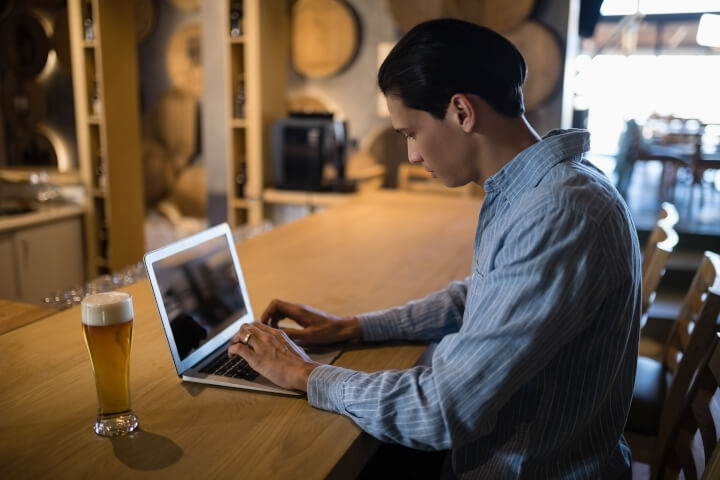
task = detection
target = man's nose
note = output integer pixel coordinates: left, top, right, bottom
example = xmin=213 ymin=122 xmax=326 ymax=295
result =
xmin=408 ymin=144 xmax=422 ymax=164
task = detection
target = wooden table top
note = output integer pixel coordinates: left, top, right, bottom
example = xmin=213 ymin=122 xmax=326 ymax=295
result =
xmin=0 ymin=300 xmax=57 ymax=335
xmin=0 ymin=191 xmax=481 ymax=479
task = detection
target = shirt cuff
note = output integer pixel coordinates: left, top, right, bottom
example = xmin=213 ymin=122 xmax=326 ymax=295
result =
xmin=357 ymin=309 xmax=402 ymax=342
xmin=307 ymin=364 xmax=356 ymax=413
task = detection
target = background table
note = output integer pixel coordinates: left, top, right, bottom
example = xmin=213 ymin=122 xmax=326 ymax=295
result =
xmin=0 ymin=191 xmax=481 ymax=479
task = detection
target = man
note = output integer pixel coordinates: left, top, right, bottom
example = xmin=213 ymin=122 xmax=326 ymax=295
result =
xmin=229 ymin=19 xmax=641 ymax=479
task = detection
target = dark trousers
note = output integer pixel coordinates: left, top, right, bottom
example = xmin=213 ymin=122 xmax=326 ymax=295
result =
xmin=358 ymin=443 xmax=451 ymax=480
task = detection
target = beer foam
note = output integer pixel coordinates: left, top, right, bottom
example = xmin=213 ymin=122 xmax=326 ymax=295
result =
xmin=82 ymin=292 xmax=134 ymax=326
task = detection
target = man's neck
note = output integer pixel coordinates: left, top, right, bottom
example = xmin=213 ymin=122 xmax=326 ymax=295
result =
xmin=474 ymin=115 xmax=541 ymax=185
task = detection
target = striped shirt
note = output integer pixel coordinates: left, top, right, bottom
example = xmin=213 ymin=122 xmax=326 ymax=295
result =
xmin=308 ymin=129 xmax=642 ymax=479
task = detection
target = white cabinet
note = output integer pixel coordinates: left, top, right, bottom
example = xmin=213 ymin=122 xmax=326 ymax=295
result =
xmin=0 ymin=233 xmax=17 ymax=299
xmin=0 ymin=217 xmax=84 ymax=305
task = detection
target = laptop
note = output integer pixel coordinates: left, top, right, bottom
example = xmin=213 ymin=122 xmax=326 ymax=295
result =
xmin=144 ymin=222 xmax=341 ymax=395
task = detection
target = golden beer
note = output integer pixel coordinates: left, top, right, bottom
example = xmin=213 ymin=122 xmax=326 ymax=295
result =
xmin=82 ymin=292 xmax=139 ymax=436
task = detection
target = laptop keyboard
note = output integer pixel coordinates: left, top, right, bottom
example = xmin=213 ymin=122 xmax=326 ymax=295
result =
xmin=199 ymin=354 xmax=259 ymax=381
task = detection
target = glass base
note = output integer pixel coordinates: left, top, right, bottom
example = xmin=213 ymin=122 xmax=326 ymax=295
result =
xmin=93 ymin=411 xmax=139 ymax=437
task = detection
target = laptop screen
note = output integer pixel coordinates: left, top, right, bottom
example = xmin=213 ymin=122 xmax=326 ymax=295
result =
xmin=151 ymin=233 xmax=248 ymax=361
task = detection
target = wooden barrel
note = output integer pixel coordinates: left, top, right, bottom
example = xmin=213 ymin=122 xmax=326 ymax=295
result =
xmin=142 ymin=138 xmax=176 ymax=206
xmin=286 ymin=91 xmax=346 ymax=117
xmin=291 ymin=0 xmax=359 ymax=79
xmin=0 ymin=0 xmax=15 ymax=22
xmin=364 ymin=125 xmax=407 ymax=189
xmin=11 ymin=124 xmax=63 ymax=169
xmin=387 ymin=0 xmax=444 ymax=33
xmin=1 ymin=73 xmax=47 ymax=130
xmin=445 ymin=0 xmax=534 ymax=33
xmin=35 ymin=123 xmax=70 ymax=171
xmin=505 ymin=21 xmax=563 ymax=111
xmin=166 ymin=23 xmax=203 ymax=98
xmin=135 ymin=0 xmax=156 ymax=44
xmin=171 ymin=163 xmax=207 ymax=218
xmin=144 ymin=88 xmax=198 ymax=167
xmin=388 ymin=0 xmax=534 ymax=33
xmin=287 ymin=94 xmax=331 ymax=114
xmin=0 ymin=10 xmax=51 ymax=80
xmin=51 ymin=8 xmax=71 ymax=73
xmin=169 ymin=0 xmax=201 ymax=12
xmin=29 ymin=0 xmax=65 ymax=10
xmin=135 ymin=0 xmax=155 ymax=43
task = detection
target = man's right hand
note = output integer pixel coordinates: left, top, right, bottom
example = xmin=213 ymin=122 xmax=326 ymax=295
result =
xmin=260 ymin=299 xmax=361 ymax=346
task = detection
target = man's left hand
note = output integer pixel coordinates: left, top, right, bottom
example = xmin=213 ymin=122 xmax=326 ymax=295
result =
xmin=228 ymin=322 xmax=320 ymax=392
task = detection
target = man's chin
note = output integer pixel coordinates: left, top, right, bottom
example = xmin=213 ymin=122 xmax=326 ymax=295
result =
xmin=444 ymin=178 xmax=470 ymax=189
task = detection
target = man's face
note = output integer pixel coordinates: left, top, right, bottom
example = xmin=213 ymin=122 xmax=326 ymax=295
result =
xmin=386 ymin=95 xmax=477 ymax=188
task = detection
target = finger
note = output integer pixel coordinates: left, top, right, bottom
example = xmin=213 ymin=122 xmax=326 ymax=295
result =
xmin=260 ymin=299 xmax=292 ymax=328
xmin=231 ymin=323 xmax=264 ymax=348
xmin=231 ymin=321 xmax=259 ymax=342
xmin=262 ymin=299 xmax=316 ymax=329
xmin=254 ymin=322 xmax=287 ymax=339
xmin=280 ymin=327 xmax=313 ymax=342
xmin=230 ymin=324 xmax=251 ymax=345
xmin=254 ymin=323 xmax=303 ymax=354
xmin=228 ymin=338 xmax=258 ymax=362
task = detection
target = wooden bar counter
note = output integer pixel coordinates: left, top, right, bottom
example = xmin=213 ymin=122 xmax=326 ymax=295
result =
xmin=0 ymin=191 xmax=481 ymax=479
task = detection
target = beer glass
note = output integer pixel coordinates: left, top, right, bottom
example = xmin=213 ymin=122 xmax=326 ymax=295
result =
xmin=81 ymin=292 xmax=139 ymax=436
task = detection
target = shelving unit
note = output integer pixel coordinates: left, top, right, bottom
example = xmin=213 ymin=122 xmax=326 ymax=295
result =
xmin=225 ymin=0 xmax=289 ymax=230
xmin=68 ymin=0 xmax=144 ymax=277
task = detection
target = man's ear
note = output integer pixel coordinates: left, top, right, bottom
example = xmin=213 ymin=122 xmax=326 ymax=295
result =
xmin=449 ymin=94 xmax=475 ymax=133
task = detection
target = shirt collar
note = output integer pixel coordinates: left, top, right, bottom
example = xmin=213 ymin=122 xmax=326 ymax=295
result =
xmin=483 ymin=129 xmax=591 ymax=204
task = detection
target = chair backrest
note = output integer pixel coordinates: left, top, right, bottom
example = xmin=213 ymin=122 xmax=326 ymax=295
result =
xmin=396 ymin=163 xmax=480 ymax=198
xmin=652 ymin=330 xmax=720 ymax=480
xmin=664 ymin=252 xmax=720 ymax=374
xmin=657 ymin=202 xmax=680 ymax=229
xmin=642 ymin=202 xmax=679 ymax=277
xmin=617 ymin=118 xmax=643 ymax=164
xmin=703 ymin=441 xmax=720 ymax=479
xmin=650 ymin=255 xmax=720 ymax=479
xmin=642 ymin=219 xmax=679 ymax=314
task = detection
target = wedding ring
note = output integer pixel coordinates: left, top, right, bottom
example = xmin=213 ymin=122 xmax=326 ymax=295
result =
xmin=242 ymin=331 xmax=254 ymax=345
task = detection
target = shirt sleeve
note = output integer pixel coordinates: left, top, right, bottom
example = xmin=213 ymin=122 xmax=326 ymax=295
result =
xmin=357 ymin=278 xmax=469 ymax=343
xmin=307 ymin=204 xmax=616 ymax=450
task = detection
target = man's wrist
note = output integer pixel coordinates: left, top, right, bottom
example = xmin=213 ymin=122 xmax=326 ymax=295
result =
xmin=296 ymin=361 xmax=321 ymax=392
xmin=338 ymin=317 xmax=362 ymax=341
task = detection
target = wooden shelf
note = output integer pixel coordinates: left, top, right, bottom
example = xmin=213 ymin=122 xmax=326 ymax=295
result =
xmin=69 ymin=0 xmax=144 ymax=278
xmin=0 ymin=169 xmax=82 ymax=184
xmin=230 ymin=197 xmax=251 ymax=209
xmin=262 ymin=189 xmax=354 ymax=208
xmin=225 ymin=0 xmax=289 ymax=229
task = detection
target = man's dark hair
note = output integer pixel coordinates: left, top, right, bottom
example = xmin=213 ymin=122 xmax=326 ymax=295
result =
xmin=378 ymin=19 xmax=527 ymax=119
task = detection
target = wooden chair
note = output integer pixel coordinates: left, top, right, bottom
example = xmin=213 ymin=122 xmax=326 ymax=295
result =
xmin=396 ymin=163 xmax=481 ymax=197
xmin=641 ymin=217 xmax=679 ymax=316
xmin=642 ymin=202 xmax=679 ymax=278
xmin=615 ymin=119 xmax=686 ymax=202
xmin=639 ymin=203 xmax=679 ymax=358
xmin=651 ymin=331 xmax=720 ymax=479
xmin=628 ymin=251 xmax=720 ymax=436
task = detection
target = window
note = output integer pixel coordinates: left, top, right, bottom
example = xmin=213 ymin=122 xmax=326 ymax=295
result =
xmin=601 ymin=0 xmax=720 ymax=16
